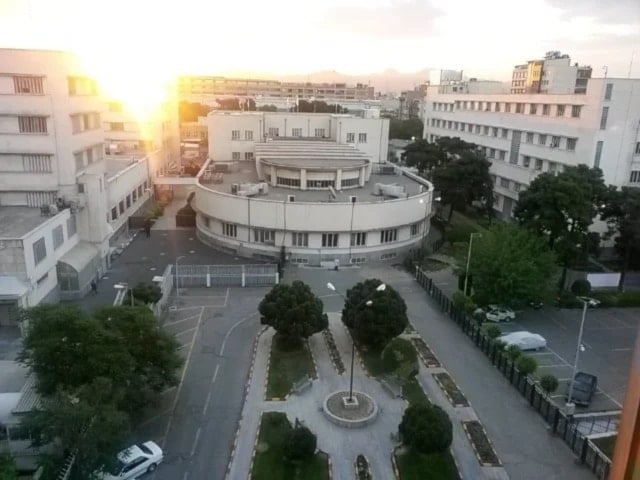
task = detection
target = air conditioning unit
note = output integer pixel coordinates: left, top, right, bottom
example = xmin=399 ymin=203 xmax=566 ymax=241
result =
xmin=288 ymin=195 xmax=295 ymax=202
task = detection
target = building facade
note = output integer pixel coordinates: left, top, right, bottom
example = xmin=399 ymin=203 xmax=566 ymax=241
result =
xmin=423 ymin=78 xmax=640 ymax=219
xmin=511 ymin=51 xmax=592 ymax=94
xmin=194 ymin=112 xmax=432 ymax=264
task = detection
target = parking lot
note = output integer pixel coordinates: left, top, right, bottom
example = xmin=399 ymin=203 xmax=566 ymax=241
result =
xmin=498 ymin=305 xmax=639 ymax=413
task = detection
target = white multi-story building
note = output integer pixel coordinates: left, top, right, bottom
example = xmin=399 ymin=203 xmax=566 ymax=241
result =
xmin=423 ymin=78 xmax=640 ymax=219
xmin=194 ymin=111 xmax=434 ymax=264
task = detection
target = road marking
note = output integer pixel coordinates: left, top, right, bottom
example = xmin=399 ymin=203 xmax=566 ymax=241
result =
xmin=223 ymin=287 xmax=229 ymax=307
xmin=182 ymin=472 xmax=189 ymax=480
xmin=164 ymin=314 xmax=201 ymax=327
xmin=202 ymin=364 xmax=220 ymax=416
xmin=612 ymin=348 xmax=632 ymax=352
xmin=594 ymin=389 xmax=623 ymax=408
xmin=220 ymin=312 xmax=257 ymax=356
xmin=551 ymin=318 xmax=567 ymax=331
xmin=190 ymin=427 xmax=202 ymax=457
xmin=161 ymin=306 xmax=205 ymax=449
xmin=175 ymin=326 xmax=198 ymax=336
xmin=538 ymin=363 xmax=572 ymax=368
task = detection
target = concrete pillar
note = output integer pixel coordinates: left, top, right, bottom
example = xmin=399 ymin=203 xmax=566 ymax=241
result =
xmin=336 ymin=169 xmax=343 ymax=190
xmin=301 ymin=169 xmax=307 ymax=190
xmin=270 ymin=166 xmax=277 ymax=187
xmin=206 ymin=273 xmax=211 ymax=287
xmin=359 ymin=166 xmax=366 ymax=187
xmin=241 ymin=265 xmax=246 ymax=287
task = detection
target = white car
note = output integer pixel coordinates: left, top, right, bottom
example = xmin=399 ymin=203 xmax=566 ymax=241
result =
xmin=498 ymin=331 xmax=547 ymax=351
xmin=485 ymin=306 xmax=516 ymax=322
xmin=101 ymin=441 xmax=163 ymax=479
xmin=578 ymin=296 xmax=601 ymax=307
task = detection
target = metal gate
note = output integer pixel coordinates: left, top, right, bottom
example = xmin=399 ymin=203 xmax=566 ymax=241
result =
xmin=174 ymin=264 xmax=278 ymax=288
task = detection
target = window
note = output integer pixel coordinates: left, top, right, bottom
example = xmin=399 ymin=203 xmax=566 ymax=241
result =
xmin=254 ymin=228 xmax=275 ymax=244
xmin=13 ymin=76 xmax=44 ymax=94
xmin=571 ymin=105 xmax=581 ymax=118
xmin=505 ymin=103 xmax=511 ymax=113
xmin=514 ymin=182 xmax=522 ymax=192
xmin=523 ymin=156 xmax=531 ymax=168
xmin=222 ymin=222 xmax=237 ymax=237
xmin=501 ymin=128 xmax=508 ymax=139
xmin=636 ymin=142 xmax=640 ymax=155
xmin=292 ymin=128 xmax=302 ymax=137
xmin=358 ymin=133 xmax=367 ymax=143
xmin=268 ymin=127 xmax=279 ymax=137
xmin=244 ymin=152 xmax=254 ymax=161
xmin=535 ymin=158 xmax=543 ymax=170
xmin=526 ymin=132 xmax=534 ymax=143
xmin=342 ymin=178 xmax=359 ymax=188
xmin=33 ymin=237 xmax=46 ymax=265
xmin=232 ymin=152 xmax=241 ymax=161
xmin=556 ymin=105 xmax=565 ymax=117
xmin=475 ymin=125 xmax=481 ymax=134
xmin=495 ymin=103 xmax=501 ymax=112
xmin=483 ymin=126 xmax=489 ymax=135
xmin=516 ymin=103 xmax=524 ymax=113
xmin=245 ymin=130 xmax=253 ymax=141
xmin=346 ymin=132 xmax=355 ymax=143
xmin=567 ymin=138 xmax=577 ymax=151
xmin=594 ymin=141 xmax=603 ymax=168
xmin=410 ymin=223 xmax=421 ymax=237
xmin=138 ymin=185 xmax=143 ymax=197
xmin=380 ymin=229 xmax=398 ymax=244
xmin=110 ymin=122 xmax=124 ymax=131
xmin=231 ymin=130 xmax=240 ymax=140
xmin=315 ymin=128 xmax=326 ymax=137
xmin=52 ymin=225 xmax=64 ymax=250
xmin=542 ymin=104 xmax=550 ymax=115
xmin=538 ymin=134 xmax=547 ymax=146
xmin=604 ymin=83 xmax=613 ymax=100
xmin=351 ymin=232 xmax=367 ymax=246
xmin=630 ymin=171 xmax=640 ymax=184
xmin=500 ymin=150 xmax=507 ymax=161
xmin=500 ymin=178 xmax=510 ymax=188
xmin=118 ymin=200 xmax=125 ymax=214
xmin=307 ymin=179 xmax=334 ymax=188
xmin=18 ymin=116 xmax=47 ymax=133
xmin=111 ymin=207 xmax=118 ymax=221
xmin=22 ymin=154 xmax=52 ymax=172
xmin=600 ymin=107 xmax=609 ymax=130
xmin=322 ymin=233 xmax=338 ymax=248
xmin=490 ymin=127 xmax=498 ymax=137
xmin=489 ymin=148 xmax=495 ymax=158
xmin=292 ymin=232 xmax=308 ymax=247
xmin=548 ymin=162 xmax=557 ymax=173
xmin=277 ymin=177 xmax=301 ymax=187
xmin=530 ymin=104 xmax=537 ymax=115
xmin=126 ymin=195 xmax=131 ymax=209
xmin=132 ymin=189 xmax=137 ymax=202
xmin=551 ymin=136 xmax=560 ymax=148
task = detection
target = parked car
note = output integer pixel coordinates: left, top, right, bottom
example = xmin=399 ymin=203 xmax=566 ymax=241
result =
xmin=485 ymin=305 xmax=516 ymax=322
xmin=498 ymin=331 xmax=547 ymax=351
xmin=577 ymin=296 xmax=601 ymax=308
xmin=567 ymin=372 xmax=598 ymax=406
xmin=99 ymin=441 xmax=164 ymax=479
xmin=529 ymin=301 xmax=544 ymax=310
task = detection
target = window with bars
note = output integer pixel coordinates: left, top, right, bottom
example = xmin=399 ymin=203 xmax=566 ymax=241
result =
xmin=13 ymin=76 xmax=44 ymax=94
xmin=571 ymin=105 xmax=582 ymax=118
xmin=380 ymin=229 xmax=398 ymax=243
xmin=322 ymin=233 xmax=338 ymax=247
xmin=132 ymin=189 xmax=137 ymax=202
xmin=268 ymin=127 xmax=279 ymax=137
xmin=18 ymin=116 xmax=47 ymax=133
xmin=33 ymin=237 xmax=47 ymax=265
xmin=351 ymin=232 xmax=367 ymax=246
xmin=410 ymin=223 xmax=421 ymax=237
xmin=551 ymin=136 xmax=561 ymax=148
xmin=500 ymin=178 xmax=510 ymax=188
xmin=119 ymin=200 xmax=125 ymax=214
xmin=314 ymin=128 xmax=326 ymax=137
xmin=292 ymin=128 xmax=302 ymax=137
xmin=538 ymin=134 xmax=547 ymax=146
xmin=277 ymin=177 xmax=300 ymax=187
xmin=526 ymin=132 xmax=534 ymax=143
xmin=556 ymin=105 xmax=565 ymax=117
xmin=22 ymin=154 xmax=52 ymax=172
xmin=222 ymin=222 xmax=237 ymax=237
xmin=342 ymin=178 xmax=359 ymax=188
xmin=111 ymin=207 xmax=118 ymax=221
xmin=635 ymin=142 xmax=640 ymax=155
xmin=232 ymin=152 xmax=240 ymax=161
xmin=530 ymin=104 xmax=537 ymax=115
xmin=516 ymin=103 xmax=524 ymax=113
xmin=358 ymin=133 xmax=367 ymax=143
xmin=535 ymin=158 xmax=543 ymax=170
xmin=126 ymin=195 xmax=131 ymax=209
xmin=52 ymin=225 xmax=64 ymax=250
xmin=245 ymin=130 xmax=253 ymax=140
xmin=254 ymin=228 xmax=275 ymax=244
xmin=244 ymin=152 xmax=254 ymax=161
xmin=231 ymin=130 xmax=240 ymax=140
xmin=505 ymin=103 xmax=511 ymax=113
xmin=307 ymin=180 xmax=334 ymax=188
xmin=501 ymin=128 xmax=508 ymax=138
xmin=542 ymin=104 xmax=550 ymax=115
xmin=594 ymin=141 xmax=603 ymax=168
xmin=600 ymin=107 xmax=609 ymax=130
xmin=522 ymin=156 xmax=531 ymax=168
xmin=630 ymin=171 xmax=640 ymax=183
xmin=566 ymin=138 xmax=577 ymax=151
xmin=292 ymin=232 xmax=308 ymax=247
xmin=604 ymin=83 xmax=613 ymax=100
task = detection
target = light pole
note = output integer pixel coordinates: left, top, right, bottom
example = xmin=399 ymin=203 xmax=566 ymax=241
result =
xmin=327 ymin=281 xmax=386 ymax=401
xmin=175 ymin=255 xmax=186 ymax=298
xmin=114 ymin=282 xmax=134 ymax=306
xmin=463 ymin=232 xmax=482 ymax=296
xmin=565 ymin=297 xmax=590 ymax=415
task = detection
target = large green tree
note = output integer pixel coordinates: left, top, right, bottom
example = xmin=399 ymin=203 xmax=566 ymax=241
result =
xmin=401 ymin=139 xmax=447 ymax=179
xmin=399 ymin=403 xmax=453 ymax=454
xmin=342 ymin=279 xmax=408 ymax=350
xmin=293 ymin=100 xmax=347 ymax=114
xmin=601 ymin=186 xmax=640 ymax=290
xmin=259 ymin=281 xmax=328 ymax=348
xmin=389 ymin=118 xmax=424 ymax=140
xmin=465 ymin=225 xmax=557 ymax=307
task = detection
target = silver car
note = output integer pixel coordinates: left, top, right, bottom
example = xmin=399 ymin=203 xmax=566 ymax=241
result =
xmin=101 ymin=441 xmax=164 ymax=479
xmin=498 ymin=331 xmax=547 ymax=351
xmin=485 ymin=305 xmax=516 ymax=323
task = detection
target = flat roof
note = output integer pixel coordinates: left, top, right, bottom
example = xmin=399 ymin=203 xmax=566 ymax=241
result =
xmin=256 ymin=141 xmax=369 ymax=169
xmin=105 ymin=157 xmax=140 ymax=179
xmin=0 ymin=207 xmax=52 ymax=239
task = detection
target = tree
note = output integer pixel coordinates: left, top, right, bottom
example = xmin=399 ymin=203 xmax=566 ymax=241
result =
xmin=0 ymin=455 xmax=17 ymax=480
xmin=505 ymin=344 xmax=522 ymax=362
xmin=401 ymin=139 xmax=447 ymax=179
xmin=381 ymin=338 xmax=419 ymax=380
xmin=259 ymin=281 xmax=328 ymax=349
xmin=293 ymin=99 xmax=346 ymax=114
xmin=465 ymin=225 xmax=557 ymax=308
xmin=451 ymin=291 xmax=477 ymax=315
xmin=570 ymin=279 xmax=592 ymax=296
xmin=540 ymin=374 xmax=559 ymax=399
xmin=129 ymin=282 xmax=161 ymax=304
xmin=515 ymin=355 xmax=538 ymax=376
xmin=178 ymin=101 xmax=211 ymax=122
xmin=433 ymin=150 xmax=493 ymax=222
xmin=601 ymin=187 xmax=640 ymax=291
xmin=485 ymin=325 xmax=502 ymax=340
xmin=283 ymin=424 xmax=317 ymax=462
xmin=342 ymin=279 xmax=408 ymax=350
xmin=389 ymin=118 xmax=424 ymax=140
xmin=399 ymin=403 xmax=453 ymax=454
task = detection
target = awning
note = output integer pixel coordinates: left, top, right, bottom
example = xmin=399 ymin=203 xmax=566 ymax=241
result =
xmin=58 ymin=241 xmax=99 ymax=272
xmin=0 ymin=276 xmax=28 ymax=299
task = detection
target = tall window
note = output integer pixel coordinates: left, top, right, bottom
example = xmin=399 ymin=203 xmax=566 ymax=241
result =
xmin=292 ymin=128 xmax=302 ymax=137
xmin=222 ymin=222 xmax=237 ymax=237
xmin=231 ymin=130 xmax=240 ymax=140
xmin=18 ymin=116 xmax=47 ymax=133
xmin=600 ymin=107 xmax=609 ymax=130
xmin=322 ymin=233 xmax=338 ymax=248
xmin=571 ymin=105 xmax=582 ymax=118
xmin=410 ymin=223 xmax=421 ymax=237
xmin=254 ymin=228 xmax=275 ymax=244
xmin=346 ymin=133 xmax=355 ymax=143
xmin=232 ymin=152 xmax=240 ymax=161
xmin=244 ymin=130 xmax=253 ymax=140
xmin=550 ymin=136 xmax=560 ymax=148
xmin=244 ymin=152 xmax=254 ymax=161
xmin=505 ymin=103 xmax=511 ymax=113
xmin=556 ymin=105 xmax=565 ymax=117
xmin=268 ymin=127 xmax=279 ymax=137
xmin=33 ymin=237 xmax=47 ymax=265
xmin=594 ymin=141 xmax=603 ymax=168
xmin=13 ymin=76 xmax=44 ymax=94
xmin=630 ymin=171 xmax=640 ymax=184
xmin=350 ymin=232 xmax=367 ymax=246
xmin=292 ymin=232 xmax=308 ymax=247
xmin=538 ymin=134 xmax=547 ymax=146
xmin=530 ymin=104 xmax=537 ymax=115
xmin=314 ymin=128 xmax=325 ymax=137
xmin=542 ymin=104 xmax=550 ymax=116
xmin=535 ymin=158 xmax=543 ymax=171
xmin=604 ymin=83 xmax=613 ymax=100
xmin=635 ymin=142 xmax=640 ymax=155
xmin=526 ymin=132 xmax=534 ymax=143
xmin=52 ymin=225 xmax=64 ymax=250
xmin=111 ymin=207 xmax=117 ymax=221
xmin=515 ymin=103 xmax=524 ymax=113
xmin=566 ymin=138 xmax=577 ymax=151
xmin=380 ymin=229 xmax=398 ymax=243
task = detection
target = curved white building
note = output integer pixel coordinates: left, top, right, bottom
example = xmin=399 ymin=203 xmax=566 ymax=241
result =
xmin=195 ymin=111 xmax=434 ymax=265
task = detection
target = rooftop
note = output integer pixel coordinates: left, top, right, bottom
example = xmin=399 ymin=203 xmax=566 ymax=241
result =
xmin=0 ymin=207 xmax=53 ymax=239
xmin=256 ymin=141 xmax=370 ymax=169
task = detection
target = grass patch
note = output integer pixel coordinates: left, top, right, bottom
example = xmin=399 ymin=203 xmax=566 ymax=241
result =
xmin=403 ymin=377 xmax=429 ymax=406
xmin=395 ymin=448 xmax=460 ymax=480
xmin=591 ymin=434 xmax=616 ymax=460
xmin=462 ymin=420 xmax=501 ymax=466
xmin=420 ymin=258 xmax=450 ymax=272
xmin=592 ymin=290 xmax=640 ymax=307
xmin=252 ymin=412 xmax=329 ymax=480
xmin=266 ymin=336 xmax=316 ymax=399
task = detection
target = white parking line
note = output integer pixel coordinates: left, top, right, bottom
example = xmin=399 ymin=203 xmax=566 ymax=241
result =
xmin=190 ymin=427 xmax=202 ymax=457
xmin=174 ymin=326 xmax=198 ymax=338
xmin=202 ymin=364 xmax=220 ymax=416
xmin=164 ymin=314 xmax=201 ymax=327
xmin=612 ymin=347 xmax=632 ymax=352
xmin=220 ymin=312 xmax=257 ymax=356
xmin=538 ymin=363 xmax=572 ymax=368
xmin=223 ymin=287 xmax=229 ymax=307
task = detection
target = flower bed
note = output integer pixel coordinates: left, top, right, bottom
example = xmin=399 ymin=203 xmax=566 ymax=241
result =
xmin=462 ymin=420 xmax=501 ymax=467
xmin=322 ymin=329 xmax=345 ymax=374
xmin=433 ymin=372 xmax=469 ymax=407
xmin=411 ymin=338 xmax=441 ymax=368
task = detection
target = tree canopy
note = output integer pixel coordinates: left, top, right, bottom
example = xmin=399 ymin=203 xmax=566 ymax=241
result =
xmin=178 ymin=101 xmax=211 ymax=122
xmin=259 ymin=281 xmax=328 ymax=347
xmin=399 ymin=403 xmax=453 ymax=454
xmin=465 ymin=225 xmax=557 ymax=307
xmin=381 ymin=338 xmax=419 ymax=380
xmin=401 ymin=139 xmax=447 ymax=178
xmin=389 ymin=118 xmax=424 ymax=140
xmin=342 ymin=279 xmax=408 ymax=350
xmin=292 ymin=99 xmax=347 ymax=114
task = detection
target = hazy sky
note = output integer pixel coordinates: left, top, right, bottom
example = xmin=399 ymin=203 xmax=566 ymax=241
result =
xmin=1 ymin=0 xmax=638 ymax=82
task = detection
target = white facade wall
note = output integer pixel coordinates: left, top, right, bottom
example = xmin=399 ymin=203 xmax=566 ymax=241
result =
xmin=422 ymin=78 xmax=640 ymax=218
xmin=106 ymin=159 xmax=151 ymax=233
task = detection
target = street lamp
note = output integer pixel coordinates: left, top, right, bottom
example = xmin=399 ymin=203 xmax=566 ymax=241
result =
xmin=175 ymin=255 xmax=186 ymax=298
xmin=327 ymin=281 xmax=386 ymax=401
xmin=565 ymin=297 xmax=591 ymax=416
xmin=114 ymin=282 xmax=134 ymax=307
xmin=463 ymin=233 xmax=482 ymax=296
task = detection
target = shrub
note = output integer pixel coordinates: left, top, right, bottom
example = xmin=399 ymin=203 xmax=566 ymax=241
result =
xmin=486 ymin=325 xmax=502 ymax=340
xmin=399 ymin=403 xmax=453 ymax=455
xmin=571 ymin=279 xmax=592 ymax=296
xmin=283 ymin=424 xmax=317 ymax=462
xmin=557 ymin=291 xmax=584 ymax=308
xmin=452 ymin=291 xmax=477 ymax=315
xmin=447 ymin=224 xmax=479 ymax=244
xmin=381 ymin=338 xmax=419 ymax=380
xmin=515 ymin=355 xmax=538 ymax=376
xmin=592 ymin=291 xmax=640 ymax=307
xmin=505 ymin=344 xmax=522 ymax=362
xmin=130 ymin=282 xmax=162 ymax=304
xmin=540 ymin=374 xmax=559 ymax=398
xmin=493 ymin=340 xmax=507 ymax=351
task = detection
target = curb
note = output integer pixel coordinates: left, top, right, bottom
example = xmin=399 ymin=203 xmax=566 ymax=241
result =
xmin=326 ymin=452 xmax=333 ymax=480
xmin=461 ymin=420 xmax=502 ymax=467
xmin=411 ymin=337 xmax=442 ymax=368
xmin=224 ymin=325 xmax=267 ymax=480
xmin=247 ymin=412 xmax=265 ymax=479
xmin=390 ymin=447 xmax=401 ymax=480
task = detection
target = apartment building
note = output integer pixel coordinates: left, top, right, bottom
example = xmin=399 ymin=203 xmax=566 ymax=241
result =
xmin=423 ymin=78 xmax=640 ymax=219
xmin=511 ymin=51 xmax=592 ymax=94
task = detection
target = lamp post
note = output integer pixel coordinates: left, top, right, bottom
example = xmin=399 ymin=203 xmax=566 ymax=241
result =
xmin=463 ymin=233 xmax=482 ymax=296
xmin=565 ymin=297 xmax=590 ymax=416
xmin=327 ymin=281 xmax=386 ymax=401
xmin=114 ymin=282 xmax=134 ymax=307
xmin=175 ymin=255 xmax=186 ymax=298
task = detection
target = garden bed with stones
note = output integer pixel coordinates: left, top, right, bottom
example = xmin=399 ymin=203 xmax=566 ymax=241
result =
xmin=355 ymin=454 xmax=372 ymax=480
xmin=433 ymin=372 xmax=469 ymax=407
xmin=322 ymin=328 xmax=345 ymax=374
xmin=462 ymin=420 xmax=501 ymax=467
xmin=411 ymin=338 xmax=441 ymax=368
